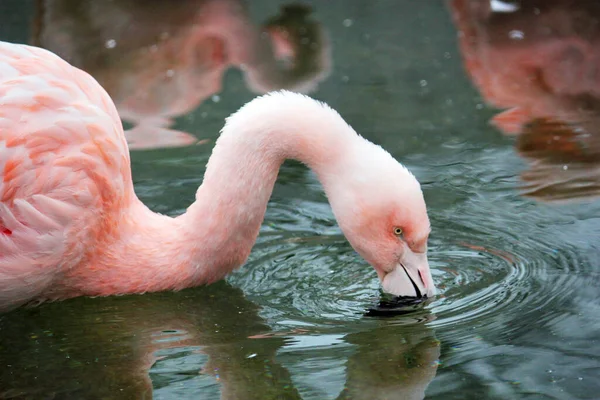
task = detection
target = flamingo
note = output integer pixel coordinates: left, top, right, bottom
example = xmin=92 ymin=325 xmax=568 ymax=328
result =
xmin=450 ymin=0 xmax=600 ymax=202
xmin=33 ymin=0 xmax=331 ymax=150
xmin=0 ymin=41 xmax=435 ymax=312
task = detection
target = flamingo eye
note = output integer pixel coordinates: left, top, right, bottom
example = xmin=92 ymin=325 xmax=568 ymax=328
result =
xmin=393 ymin=227 xmax=403 ymax=237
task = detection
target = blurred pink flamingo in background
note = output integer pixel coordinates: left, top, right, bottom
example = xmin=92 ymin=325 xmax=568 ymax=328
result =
xmin=0 ymin=41 xmax=434 ymax=312
xmin=32 ymin=0 xmax=332 ymax=149
xmin=451 ymin=0 xmax=600 ymax=202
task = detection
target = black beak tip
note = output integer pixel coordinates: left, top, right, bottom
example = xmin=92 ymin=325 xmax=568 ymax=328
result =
xmin=363 ymin=294 xmax=428 ymax=317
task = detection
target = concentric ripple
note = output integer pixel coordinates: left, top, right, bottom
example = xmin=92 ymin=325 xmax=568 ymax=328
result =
xmin=228 ymin=195 xmax=590 ymax=338
xmin=228 ymin=231 xmax=382 ymax=326
xmin=426 ymin=201 xmax=593 ymax=337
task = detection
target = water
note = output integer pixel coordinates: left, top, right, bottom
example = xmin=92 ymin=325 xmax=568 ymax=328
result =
xmin=1 ymin=0 xmax=600 ymax=399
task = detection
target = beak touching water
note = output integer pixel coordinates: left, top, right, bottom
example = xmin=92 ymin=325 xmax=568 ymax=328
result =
xmin=380 ymin=249 xmax=436 ymax=298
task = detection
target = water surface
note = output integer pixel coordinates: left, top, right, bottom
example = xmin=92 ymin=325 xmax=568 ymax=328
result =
xmin=1 ymin=0 xmax=599 ymax=399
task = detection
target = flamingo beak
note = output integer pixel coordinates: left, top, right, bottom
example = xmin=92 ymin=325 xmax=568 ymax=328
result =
xmin=380 ymin=250 xmax=436 ymax=298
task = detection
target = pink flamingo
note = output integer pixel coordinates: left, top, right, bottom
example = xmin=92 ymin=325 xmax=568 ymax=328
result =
xmin=34 ymin=0 xmax=331 ymax=150
xmin=0 ymin=41 xmax=435 ymax=312
xmin=450 ymin=0 xmax=600 ymax=202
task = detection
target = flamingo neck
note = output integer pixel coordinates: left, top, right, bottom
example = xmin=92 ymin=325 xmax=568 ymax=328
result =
xmin=62 ymin=93 xmax=361 ymax=298
xmin=183 ymin=92 xmax=359 ymax=275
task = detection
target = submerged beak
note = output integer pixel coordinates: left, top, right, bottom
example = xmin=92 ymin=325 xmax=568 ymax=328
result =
xmin=380 ymin=250 xmax=436 ymax=298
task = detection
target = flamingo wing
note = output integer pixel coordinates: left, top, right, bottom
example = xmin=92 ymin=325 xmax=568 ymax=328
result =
xmin=0 ymin=42 xmax=133 ymax=309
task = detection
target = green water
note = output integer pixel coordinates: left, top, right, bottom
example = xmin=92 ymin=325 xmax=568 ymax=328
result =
xmin=1 ymin=1 xmax=600 ymax=399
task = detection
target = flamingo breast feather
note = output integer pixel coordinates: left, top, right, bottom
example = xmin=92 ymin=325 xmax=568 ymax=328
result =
xmin=0 ymin=42 xmax=133 ymax=308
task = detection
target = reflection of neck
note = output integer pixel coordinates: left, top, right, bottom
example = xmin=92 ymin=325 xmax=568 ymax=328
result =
xmin=340 ymin=327 xmax=440 ymax=400
xmin=199 ymin=0 xmax=329 ymax=92
xmin=238 ymin=29 xmax=330 ymax=93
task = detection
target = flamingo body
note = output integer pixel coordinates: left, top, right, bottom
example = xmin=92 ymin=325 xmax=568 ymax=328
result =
xmin=0 ymin=42 xmax=134 ymax=309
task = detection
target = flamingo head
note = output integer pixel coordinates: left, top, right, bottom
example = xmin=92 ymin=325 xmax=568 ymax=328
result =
xmin=327 ymin=142 xmax=435 ymax=299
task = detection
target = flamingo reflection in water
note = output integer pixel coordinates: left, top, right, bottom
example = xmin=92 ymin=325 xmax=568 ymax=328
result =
xmin=450 ymin=0 xmax=600 ymax=202
xmin=33 ymin=0 xmax=331 ymax=150
xmin=0 ymin=284 xmax=440 ymax=399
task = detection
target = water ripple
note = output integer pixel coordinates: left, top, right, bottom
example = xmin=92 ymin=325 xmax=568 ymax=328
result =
xmin=230 ymin=195 xmax=589 ymax=341
xmin=427 ymin=209 xmax=589 ymax=339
